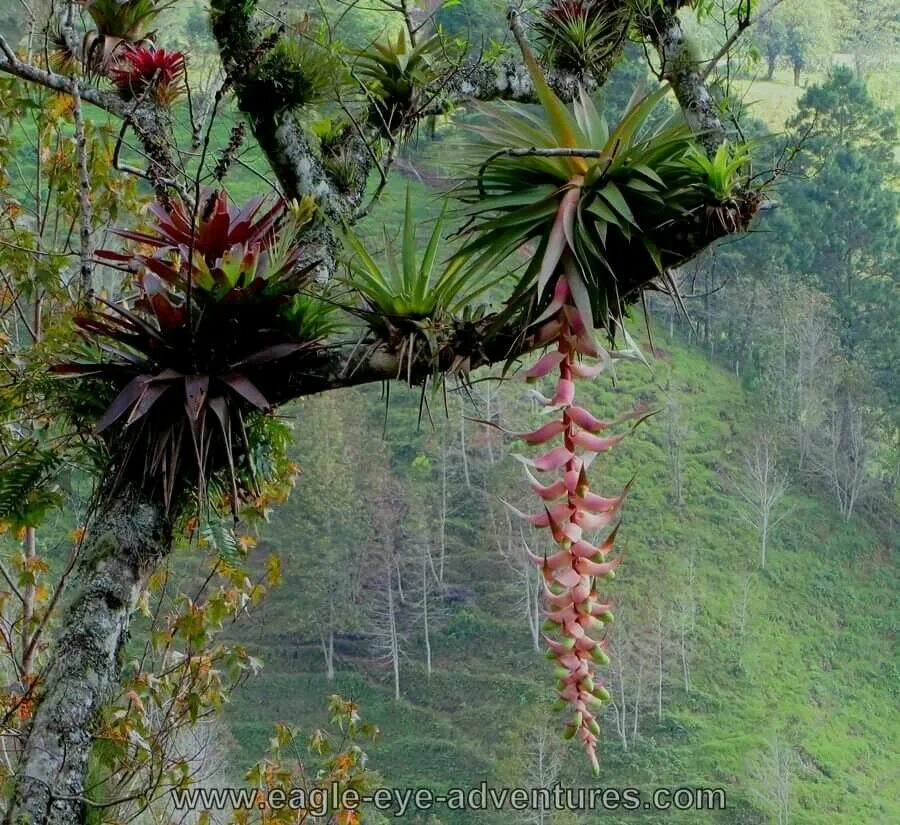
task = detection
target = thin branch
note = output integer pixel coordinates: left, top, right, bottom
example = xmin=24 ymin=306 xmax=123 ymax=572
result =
xmin=70 ymin=76 xmax=94 ymax=300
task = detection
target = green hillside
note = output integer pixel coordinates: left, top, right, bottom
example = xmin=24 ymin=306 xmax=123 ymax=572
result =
xmin=222 ymin=300 xmax=897 ymax=824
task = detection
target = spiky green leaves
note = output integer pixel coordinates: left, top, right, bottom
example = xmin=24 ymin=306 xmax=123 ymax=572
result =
xmin=86 ymin=0 xmax=172 ymax=40
xmin=242 ymin=31 xmax=347 ymax=116
xmin=682 ymin=140 xmax=751 ymax=202
xmin=533 ymin=0 xmax=632 ymax=76
xmin=458 ymin=58 xmax=756 ymax=332
xmin=83 ymin=0 xmax=173 ymax=69
xmin=344 ymin=188 xmax=504 ymax=325
xmin=352 ymin=31 xmax=448 ymax=136
xmin=458 ymin=82 xmax=704 ymax=328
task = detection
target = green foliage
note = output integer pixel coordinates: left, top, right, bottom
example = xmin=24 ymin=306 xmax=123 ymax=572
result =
xmin=344 ymin=188 xmax=502 ymax=324
xmin=533 ymin=0 xmax=631 ymax=75
xmin=787 ymin=67 xmax=898 ymax=170
xmin=682 ymin=140 xmax=751 ymax=201
xmin=86 ymin=0 xmax=173 ymax=39
xmin=457 ymin=75 xmax=747 ymax=328
xmin=243 ymin=30 xmax=347 ymax=115
xmin=0 ymin=445 xmax=61 ymax=530
xmin=352 ymin=30 xmax=449 ymax=135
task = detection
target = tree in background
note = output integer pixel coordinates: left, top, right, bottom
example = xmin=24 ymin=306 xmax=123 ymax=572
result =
xmin=838 ymin=0 xmax=900 ymax=78
xmin=0 ymin=0 xmax=768 ymax=819
xmin=751 ymin=0 xmax=838 ymax=85
xmin=732 ymin=436 xmax=790 ymax=569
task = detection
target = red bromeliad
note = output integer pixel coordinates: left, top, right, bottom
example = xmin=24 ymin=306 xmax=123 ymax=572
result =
xmin=109 ymin=45 xmax=186 ymax=105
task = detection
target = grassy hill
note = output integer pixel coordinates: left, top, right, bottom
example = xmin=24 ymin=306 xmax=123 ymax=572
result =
xmin=220 ymin=237 xmax=898 ymax=824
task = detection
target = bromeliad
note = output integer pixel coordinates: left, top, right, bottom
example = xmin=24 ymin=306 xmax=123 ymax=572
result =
xmin=109 ymin=45 xmax=186 ymax=105
xmin=459 ymin=30 xmax=753 ymax=772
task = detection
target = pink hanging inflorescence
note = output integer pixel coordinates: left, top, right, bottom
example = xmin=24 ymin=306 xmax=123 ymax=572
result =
xmin=509 ymin=266 xmax=635 ymax=775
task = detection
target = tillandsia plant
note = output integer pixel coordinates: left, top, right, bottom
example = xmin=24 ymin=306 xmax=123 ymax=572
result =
xmin=53 ymin=191 xmax=329 ymax=513
xmin=458 ymin=41 xmax=753 ymax=771
xmin=240 ymin=27 xmax=348 ymax=116
xmin=352 ymin=31 xmax=448 ymax=136
xmin=343 ymin=188 xmax=506 ymax=379
xmin=533 ymin=0 xmax=632 ymax=76
xmin=82 ymin=0 xmax=174 ymax=69
xmin=109 ymin=45 xmax=186 ymax=105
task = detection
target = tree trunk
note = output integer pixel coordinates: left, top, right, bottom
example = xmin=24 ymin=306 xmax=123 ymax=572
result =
xmin=766 ymin=52 xmax=776 ymax=80
xmin=8 ymin=482 xmax=172 ymax=825
xmin=792 ymin=63 xmax=801 ymax=87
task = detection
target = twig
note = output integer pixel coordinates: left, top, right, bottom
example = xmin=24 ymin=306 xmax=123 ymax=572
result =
xmin=70 ymin=77 xmax=94 ymax=300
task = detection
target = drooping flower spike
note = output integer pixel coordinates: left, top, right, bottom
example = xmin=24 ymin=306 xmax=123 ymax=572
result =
xmin=508 ymin=261 xmax=642 ymax=775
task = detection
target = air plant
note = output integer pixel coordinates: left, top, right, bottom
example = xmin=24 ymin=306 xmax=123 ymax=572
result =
xmin=343 ymin=188 xmax=506 ymax=376
xmin=352 ymin=31 xmax=447 ymax=136
xmin=533 ymin=0 xmax=632 ymax=75
xmin=241 ymin=31 xmax=346 ymax=116
xmin=82 ymin=0 xmax=173 ymax=69
xmin=109 ymin=46 xmax=186 ymax=105
xmin=682 ymin=140 xmax=753 ymax=214
xmin=457 ymin=60 xmax=755 ymax=327
xmin=459 ymin=40 xmax=754 ymax=771
xmin=54 ymin=191 xmax=329 ymax=513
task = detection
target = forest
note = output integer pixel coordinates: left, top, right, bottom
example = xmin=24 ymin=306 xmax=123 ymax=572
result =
xmin=0 ymin=1 xmax=896 ymax=824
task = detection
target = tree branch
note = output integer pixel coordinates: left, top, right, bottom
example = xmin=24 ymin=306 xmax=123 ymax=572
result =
xmin=0 ymin=34 xmax=186 ymax=199
xmin=635 ymin=3 xmax=728 ymax=154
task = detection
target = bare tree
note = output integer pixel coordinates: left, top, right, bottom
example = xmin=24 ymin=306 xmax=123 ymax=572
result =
xmin=663 ymin=391 xmax=688 ymax=507
xmin=673 ymin=551 xmax=698 ymax=693
xmin=367 ymin=472 xmax=412 ymax=701
xmin=519 ymin=719 xmax=565 ymax=825
xmin=654 ymin=601 xmax=676 ymax=723
xmin=748 ymin=737 xmax=796 ymax=825
xmin=606 ymin=606 xmax=656 ymax=750
xmin=413 ymin=541 xmax=447 ymax=677
xmin=370 ymin=555 xmax=406 ymax=702
xmin=494 ymin=508 xmax=542 ymax=652
xmin=733 ymin=437 xmax=791 ymax=569
xmin=731 ymin=574 xmax=755 ymax=667
xmin=813 ymin=391 xmax=871 ymax=520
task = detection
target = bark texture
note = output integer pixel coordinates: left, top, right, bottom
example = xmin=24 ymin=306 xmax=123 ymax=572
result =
xmin=6 ymin=484 xmax=173 ymax=825
xmin=639 ymin=3 xmax=727 ymax=155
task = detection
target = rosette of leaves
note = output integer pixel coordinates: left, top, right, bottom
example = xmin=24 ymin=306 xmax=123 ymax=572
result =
xmin=240 ymin=25 xmax=347 ymax=116
xmin=109 ymin=46 xmax=186 ymax=105
xmin=456 ymin=46 xmax=755 ymax=332
xmin=342 ymin=189 xmax=506 ymax=379
xmin=352 ymin=30 xmax=446 ymax=136
xmin=54 ymin=192 xmax=332 ymax=512
xmin=533 ymin=0 xmax=632 ymax=76
xmin=82 ymin=0 xmax=174 ymax=69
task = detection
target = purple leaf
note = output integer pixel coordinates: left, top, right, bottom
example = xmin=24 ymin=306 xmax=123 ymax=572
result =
xmin=231 ymin=343 xmax=307 ymax=367
xmin=95 ymin=375 xmax=151 ymax=433
xmin=222 ymin=373 xmax=271 ymax=410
